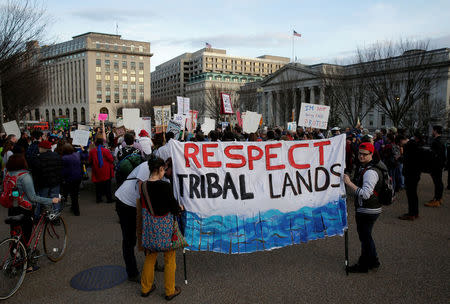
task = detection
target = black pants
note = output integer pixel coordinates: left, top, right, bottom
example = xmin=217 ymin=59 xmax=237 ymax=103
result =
xmin=405 ymin=174 xmax=420 ymax=216
xmin=8 ymin=207 xmax=33 ymax=244
xmin=62 ymin=180 xmax=81 ymax=214
xmin=95 ymin=179 xmax=112 ymax=203
xmin=116 ymin=200 xmax=138 ymax=278
xmin=430 ymin=169 xmax=443 ymax=200
xmin=355 ymin=212 xmax=379 ymax=267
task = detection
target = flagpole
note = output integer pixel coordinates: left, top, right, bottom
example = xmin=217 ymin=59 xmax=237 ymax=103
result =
xmin=291 ymin=30 xmax=294 ymax=62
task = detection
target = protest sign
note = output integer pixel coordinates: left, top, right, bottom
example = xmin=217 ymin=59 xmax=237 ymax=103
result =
xmin=98 ymin=113 xmax=108 ymax=121
xmin=169 ymin=135 xmax=347 ymax=253
xmin=298 ymin=103 xmax=330 ymax=130
xmin=236 ymin=111 xmax=243 ymax=127
xmin=166 ymin=120 xmax=182 ymax=140
xmin=113 ymin=126 xmax=126 ymax=137
xmin=71 ymin=130 xmax=90 ymax=146
xmin=287 ymin=122 xmax=297 ymax=131
xmin=242 ymin=111 xmax=262 ymax=133
xmin=186 ymin=110 xmax=198 ymax=133
xmin=54 ymin=118 xmax=70 ymax=130
xmin=177 ymin=96 xmax=190 ymax=115
xmin=201 ymin=118 xmax=216 ymax=134
xmin=3 ymin=121 xmax=21 ymax=138
xmin=173 ymin=114 xmax=187 ymax=130
xmin=123 ymin=108 xmax=140 ymax=130
xmin=220 ymin=93 xmax=233 ymax=114
xmin=154 ymin=105 xmax=171 ymax=127
xmin=220 ymin=121 xmax=229 ymax=131
xmin=135 ymin=117 xmax=152 ymax=139
xmin=77 ymin=124 xmax=90 ymax=131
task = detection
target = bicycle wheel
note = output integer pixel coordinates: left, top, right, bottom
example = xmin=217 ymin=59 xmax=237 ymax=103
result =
xmin=43 ymin=217 xmax=68 ymax=262
xmin=0 ymin=238 xmax=28 ymax=300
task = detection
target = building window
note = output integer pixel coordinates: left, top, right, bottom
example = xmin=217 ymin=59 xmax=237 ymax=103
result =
xmin=130 ymin=76 xmax=136 ymax=82
xmin=138 ymin=70 xmax=144 ymax=75
xmin=105 ymin=75 xmax=110 ymax=81
xmin=96 ymin=66 xmax=101 ymax=72
xmin=122 ymin=68 xmax=127 ymax=74
xmin=114 ymin=75 xmax=119 ymax=81
xmin=105 ymin=60 xmax=110 ymax=65
xmin=381 ymin=114 xmax=386 ymax=126
xmin=97 ymin=95 xmax=102 ymax=103
xmin=122 ymin=76 xmax=128 ymax=82
xmin=122 ymin=84 xmax=128 ymax=89
xmin=96 ymin=74 xmax=101 ymax=80
xmin=138 ymin=77 xmax=144 ymax=83
xmin=96 ymin=59 xmax=101 ymax=65
xmin=139 ymin=62 xmax=144 ymax=70
xmin=122 ymin=61 xmax=127 ymax=68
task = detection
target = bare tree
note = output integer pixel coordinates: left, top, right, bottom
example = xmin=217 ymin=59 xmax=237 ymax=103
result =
xmin=0 ymin=0 xmax=49 ymax=125
xmin=356 ymin=40 xmax=444 ymax=127
xmin=321 ymin=64 xmax=375 ymax=127
xmin=199 ymin=82 xmax=240 ymax=122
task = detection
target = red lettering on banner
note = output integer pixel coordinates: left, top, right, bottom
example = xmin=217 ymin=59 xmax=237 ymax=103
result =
xmin=247 ymin=145 xmax=263 ymax=170
xmin=265 ymin=143 xmax=285 ymax=170
xmin=224 ymin=145 xmax=246 ymax=168
xmin=185 ymin=143 xmax=201 ymax=168
xmin=288 ymin=143 xmax=310 ymax=169
xmin=202 ymin=143 xmax=221 ymax=167
xmin=313 ymin=140 xmax=331 ymax=165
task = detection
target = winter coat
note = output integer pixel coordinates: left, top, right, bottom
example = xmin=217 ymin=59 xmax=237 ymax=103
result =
xmin=32 ymin=151 xmax=63 ymax=188
xmin=89 ymin=146 xmax=114 ymax=183
xmin=62 ymin=152 xmax=82 ymax=182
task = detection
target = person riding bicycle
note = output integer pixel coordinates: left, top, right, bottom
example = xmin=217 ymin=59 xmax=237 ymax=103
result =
xmin=4 ymin=154 xmax=60 ymax=272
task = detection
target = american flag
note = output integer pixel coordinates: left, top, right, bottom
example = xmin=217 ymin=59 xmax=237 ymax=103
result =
xmin=293 ymin=30 xmax=301 ymax=37
xmin=205 ymin=42 xmax=212 ymax=48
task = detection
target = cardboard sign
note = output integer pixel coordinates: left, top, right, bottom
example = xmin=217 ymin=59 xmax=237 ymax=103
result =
xmin=98 ymin=113 xmax=108 ymax=121
xmin=71 ymin=130 xmax=90 ymax=146
xmin=177 ymin=96 xmax=190 ymax=115
xmin=169 ymin=135 xmax=347 ymax=254
xmin=3 ymin=120 xmax=21 ymax=138
xmin=154 ymin=105 xmax=171 ymax=126
xmin=114 ymin=126 xmax=126 ymax=137
xmin=242 ymin=111 xmax=262 ymax=133
xmin=201 ymin=118 xmax=216 ymax=134
xmin=123 ymin=108 xmax=140 ymax=130
xmin=220 ymin=93 xmax=233 ymax=114
xmin=166 ymin=120 xmax=182 ymax=139
xmin=298 ymin=102 xmax=330 ymax=130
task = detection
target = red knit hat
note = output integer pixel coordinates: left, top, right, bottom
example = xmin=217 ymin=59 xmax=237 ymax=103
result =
xmin=359 ymin=142 xmax=374 ymax=154
xmin=38 ymin=140 xmax=52 ymax=150
xmin=139 ymin=130 xmax=149 ymax=137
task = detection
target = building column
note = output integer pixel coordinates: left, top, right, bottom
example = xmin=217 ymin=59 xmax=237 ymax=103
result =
xmin=292 ymin=89 xmax=297 ymax=123
xmin=261 ymin=92 xmax=267 ymax=124
xmin=319 ymin=86 xmax=325 ymax=105
xmin=268 ymin=91 xmax=274 ymax=126
xmin=310 ymin=86 xmax=315 ymax=104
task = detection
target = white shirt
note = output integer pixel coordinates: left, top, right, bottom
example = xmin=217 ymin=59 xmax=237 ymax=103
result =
xmin=154 ymin=139 xmax=172 ymax=161
xmin=138 ymin=137 xmax=153 ymax=155
xmin=114 ymin=161 xmax=149 ymax=207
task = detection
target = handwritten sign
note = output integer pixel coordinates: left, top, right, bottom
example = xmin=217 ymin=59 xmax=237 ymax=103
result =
xmin=114 ymin=126 xmax=126 ymax=137
xmin=77 ymin=124 xmax=90 ymax=131
xmin=3 ymin=120 xmax=21 ymax=138
xmin=166 ymin=120 xmax=182 ymax=139
xmin=71 ymin=130 xmax=90 ymax=146
xmin=176 ymin=96 xmax=190 ymax=115
xmin=154 ymin=105 xmax=171 ymax=126
xmin=221 ymin=93 xmax=233 ymax=114
xmin=186 ymin=110 xmax=198 ymax=132
xmin=98 ymin=113 xmax=108 ymax=121
xmin=287 ymin=122 xmax=297 ymax=131
xmin=298 ymin=102 xmax=330 ymax=130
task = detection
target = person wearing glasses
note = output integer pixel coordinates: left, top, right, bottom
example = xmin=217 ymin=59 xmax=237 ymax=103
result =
xmin=343 ymin=142 xmax=383 ymax=273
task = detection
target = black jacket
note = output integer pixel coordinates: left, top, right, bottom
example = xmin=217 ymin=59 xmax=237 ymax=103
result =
xmin=403 ymin=139 xmax=423 ymax=177
xmin=32 ymin=151 xmax=63 ymax=188
xmin=431 ymin=136 xmax=446 ymax=170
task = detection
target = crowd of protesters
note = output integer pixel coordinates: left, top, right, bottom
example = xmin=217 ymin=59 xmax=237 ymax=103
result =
xmin=0 ymin=120 xmax=447 ymax=297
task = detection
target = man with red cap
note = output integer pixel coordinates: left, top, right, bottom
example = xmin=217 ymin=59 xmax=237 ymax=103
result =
xmin=344 ymin=142 xmax=384 ymax=273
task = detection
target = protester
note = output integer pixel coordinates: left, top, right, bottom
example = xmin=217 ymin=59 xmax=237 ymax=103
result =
xmin=399 ymin=132 xmax=423 ymax=220
xmin=344 ymin=142 xmax=382 ymax=273
xmin=5 ymin=154 xmax=60 ymax=272
xmin=137 ymin=156 xmax=182 ymax=300
xmin=424 ymin=125 xmax=446 ymax=207
xmin=138 ymin=130 xmax=153 ymax=158
xmin=61 ymin=143 xmax=83 ymax=216
xmin=89 ymin=137 xmax=114 ymax=204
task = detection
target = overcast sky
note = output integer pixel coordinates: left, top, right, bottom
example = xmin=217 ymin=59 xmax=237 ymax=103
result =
xmin=43 ymin=0 xmax=450 ymax=71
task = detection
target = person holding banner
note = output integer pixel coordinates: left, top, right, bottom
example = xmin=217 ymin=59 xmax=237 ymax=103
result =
xmin=343 ymin=142 xmax=382 ymax=273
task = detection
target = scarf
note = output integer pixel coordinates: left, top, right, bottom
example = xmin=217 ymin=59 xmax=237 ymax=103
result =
xmin=97 ymin=145 xmax=104 ymax=168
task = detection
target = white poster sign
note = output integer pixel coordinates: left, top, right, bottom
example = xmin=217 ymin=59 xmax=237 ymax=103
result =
xmin=77 ymin=124 xmax=90 ymax=131
xmin=168 ymin=135 xmax=347 ymax=254
xmin=2 ymin=121 xmax=21 ymax=138
xmin=298 ymin=103 xmax=330 ymax=130
xmin=201 ymin=118 xmax=216 ymax=134
xmin=154 ymin=106 xmax=171 ymax=126
xmin=287 ymin=122 xmax=297 ymax=131
xmin=166 ymin=120 xmax=182 ymax=139
xmin=135 ymin=117 xmax=152 ymax=139
xmin=177 ymin=96 xmax=190 ymax=115
xmin=242 ymin=111 xmax=262 ymax=133
xmin=71 ymin=130 xmax=90 ymax=146
xmin=123 ymin=108 xmax=140 ymax=130
xmin=221 ymin=93 xmax=233 ymax=114
xmin=173 ymin=114 xmax=187 ymax=130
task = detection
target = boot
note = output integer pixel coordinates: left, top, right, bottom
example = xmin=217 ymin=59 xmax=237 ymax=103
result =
xmin=424 ymin=199 xmax=440 ymax=207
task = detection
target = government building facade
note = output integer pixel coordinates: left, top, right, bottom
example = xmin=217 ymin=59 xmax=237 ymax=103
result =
xmin=33 ymin=32 xmax=152 ymax=124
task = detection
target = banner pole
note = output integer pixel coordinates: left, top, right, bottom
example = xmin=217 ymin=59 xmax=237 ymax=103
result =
xmin=345 ymin=228 xmax=349 ymax=276
xmin=183 ymin=248 xmax=188 ymax=284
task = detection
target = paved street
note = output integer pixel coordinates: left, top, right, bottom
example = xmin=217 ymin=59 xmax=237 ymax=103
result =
xmin=1 ymin=172 xmax=449 ymax=304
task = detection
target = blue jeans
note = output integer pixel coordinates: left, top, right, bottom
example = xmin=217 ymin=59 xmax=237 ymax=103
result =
xmin=36 ymin=185 xmax=61 ymax=217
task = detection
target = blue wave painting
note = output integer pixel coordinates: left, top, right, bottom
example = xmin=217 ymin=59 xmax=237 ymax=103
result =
xmin=182 ymin=198 xmax=347 ymax=254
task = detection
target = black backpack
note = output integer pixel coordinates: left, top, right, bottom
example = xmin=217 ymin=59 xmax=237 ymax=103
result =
xmin=370 ymin=161 xmax=394 ymax=206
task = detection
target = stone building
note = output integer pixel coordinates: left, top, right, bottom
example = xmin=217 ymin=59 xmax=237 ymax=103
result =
xmin=33 ymin=32 xmax=152 ymax=124
xmin=240 ymin=48 xmax=450 ymax=130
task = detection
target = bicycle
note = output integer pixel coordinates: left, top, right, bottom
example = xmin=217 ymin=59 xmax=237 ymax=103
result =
xmin=0 ymin=206 xmax=68 ymax=300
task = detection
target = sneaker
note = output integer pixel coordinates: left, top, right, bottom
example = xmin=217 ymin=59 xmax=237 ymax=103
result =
xmin=347 ymin=263 xmax=368 ymax=273
xmin=424 ymin=200 xmax=440 ymax=207
xmin=398 ymin=214 xmax=418 ymax=221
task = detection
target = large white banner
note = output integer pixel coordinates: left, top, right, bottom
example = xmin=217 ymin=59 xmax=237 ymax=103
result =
xmin=123 ymin=108 xmax=140 ymax=130
xmin=170 ymin=135 xmax=347 ymax=253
